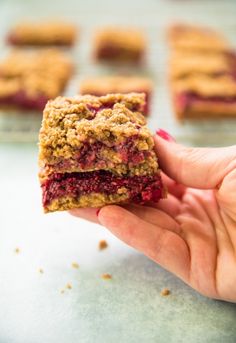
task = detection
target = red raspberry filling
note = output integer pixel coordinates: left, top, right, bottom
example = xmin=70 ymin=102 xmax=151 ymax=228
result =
xmin=0 ymin=90 xmax=49 ymax=111
xmin=97 ymin=45 xmax=142 ymax=62
xmin=176 ymin=92 xmax=236 ymax=112
xmin=54 ymin=135 xmax=148 ymax=171
xmin=42 ymin=170 xmax=163 ymax=207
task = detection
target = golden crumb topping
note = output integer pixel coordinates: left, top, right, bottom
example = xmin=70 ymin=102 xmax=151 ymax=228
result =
xmin=94 ymin=27 xmax=146 ymax=51
xmin=170 ymin=51 xmax=231 ymax=79
xmin=173 ymin=75 xmax=236 ymax=97
xmin=9 ymin=21 xmax=77 ymax=45
xmin=0 ymin=49 xmax=73 ymax=98
xmin=39 ymin=93 xmax=151 ymax=161
xmin=168 ymin=23 xmax=228 ymax=52
xmin=80 ymin=76 xmax=152 ymax=95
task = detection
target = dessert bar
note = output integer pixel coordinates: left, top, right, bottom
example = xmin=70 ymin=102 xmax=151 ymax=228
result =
xmin=172 ymin=75 xmax=236 ymax=119
xmin=169 ymin=50 xmax=236 ymax=80
xmin=38 ymin=93 xmax=164 ymax=212
xmin=7 ymin=21 xmax=77 ymax=46
xmin=93 ymin=27 xmax=146 ymax=63
xmin=0 ymin=49 xmax=73 ymax=111
xmin=80 ymin=76 xmax=153 ymax=114
xmin=167 ymin=23 xmax=228 ymax=52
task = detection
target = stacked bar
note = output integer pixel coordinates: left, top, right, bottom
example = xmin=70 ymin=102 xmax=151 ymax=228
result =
xmin=93 ymin=27 xmax=146 ymax=64
xmin=0 ymin=49 xmax=73 ymax=111
xmin=168 ymin=23 xmax=236 ymax=120
xmin=167 ymin=23 xmax=228 ymax=53
xmin=7 ymin=21 xmax=77 ymax=47
xmin=38 ymin=93 xmax=164 ymax=213
xmin=80 ymin=76 xmax=153 ymax=115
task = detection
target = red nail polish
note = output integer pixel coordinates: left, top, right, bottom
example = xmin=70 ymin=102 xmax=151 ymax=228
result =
xmin=156 ymin=129 xmax=176 ymax=142
xmin=96 ymin=209 xmax=101 ymax=216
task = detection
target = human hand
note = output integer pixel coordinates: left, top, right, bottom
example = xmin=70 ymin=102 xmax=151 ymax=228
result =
xmin=70 ymin=131 xmax=236 ymax=302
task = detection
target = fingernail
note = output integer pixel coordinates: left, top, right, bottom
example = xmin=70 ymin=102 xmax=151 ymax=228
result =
xmin=156 ymin=129 xmax=176 ymax=142
xmin=96 ymin=209 xmax=101 ymax=216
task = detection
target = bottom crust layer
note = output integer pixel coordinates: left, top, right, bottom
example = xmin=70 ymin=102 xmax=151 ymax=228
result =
xmin=44 ymin=193 xmax=131 ymax=212
xmin=42 ymin=170 xmax=164 ymax=213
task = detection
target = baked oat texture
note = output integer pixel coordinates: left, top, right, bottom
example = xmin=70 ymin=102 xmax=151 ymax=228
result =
xmin=93 ymin=27 xmax=146 ymax=62
xmin=0 ymin=49 xmax=73 ymax=99
xmin=38 ymin=92 xmax=157 ymax=177
xmin=169 ymin=50 xmax=232 ymax=79
xmin=8 ymin=21 xmax=77 ymax=46
xmin=172 ymin=74 xmax=236 ymax=97
xmin=39 ymin=93 xmax=163 ymax=212
xmin=168 ymin=23 xmax=228 ymax=52
xmin=80 ymin=76 xmax=152 ymax=95
xmin=172 ymin=75 xmax=236 ymax=120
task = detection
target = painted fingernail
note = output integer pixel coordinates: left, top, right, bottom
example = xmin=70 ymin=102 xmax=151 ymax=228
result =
xmin=156 ymin=129 xmax=176 ymax=142
xmin=96 ymin=209 xmax=101 ymax=216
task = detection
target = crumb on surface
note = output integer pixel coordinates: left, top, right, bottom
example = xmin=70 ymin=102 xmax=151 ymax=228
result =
xmin=66 ymin=283 xmax=72 ymax=289
xmin=14 ymin=247 xmax=20 ymax=254
xmin=39 ymin=268 xmax=44 ymax=274
xmin=60 ymin=289 xmax=65 ymax=294
xmin=71 ymin=262 xmax=79 ymax=269
xmin=101 ymin=273 xmax=112 ymax=280
xmin=161 ymin=288 xmax=171 ymax=296
xmin=99 ymin=240 xmax=108 ymax=250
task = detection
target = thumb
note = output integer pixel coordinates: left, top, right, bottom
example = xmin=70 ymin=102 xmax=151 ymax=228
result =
xmin=154 ymin=133 xmax=236 ymax=189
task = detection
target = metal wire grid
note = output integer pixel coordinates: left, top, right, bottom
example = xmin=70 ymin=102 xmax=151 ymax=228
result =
xmin=0 ymin=0 xmax=236 ymax=146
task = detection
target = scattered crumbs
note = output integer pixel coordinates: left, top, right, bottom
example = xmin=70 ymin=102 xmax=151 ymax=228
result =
xmin=101 ymin=273 xmax=112 ymax=280
xmin=14 ymin=247 xmax=20 ymax=254
xmin=161 ymin=288 xmax=171 ymax=296
xmin=71 ymin=262 xmax=79 ymax=269
xmin=66 ymin=283 xmax=72 ymax=290
xmin=99 ymin=240 xmax=108 ymax=250
xmin=38 ymin=268 xmax=44 ymax=274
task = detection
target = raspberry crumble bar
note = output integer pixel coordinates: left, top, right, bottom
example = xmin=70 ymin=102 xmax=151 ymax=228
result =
xmin=80 ymin=76 xmax=153 ymax=115
xmin=38 ymin=93 xmax=164 ymax=213
xmin=169 ymin=50 xmax=236 ymax=80
xmin=172 ymin=74 xmax=236 ymax=119
xmin=167 ymin=23 xmax=228 ymax=52
xmin=93 ymin=27 xmax=146 ymax=63
xmin=7 ymin=21 xmax=77 ymax=46
xmin=0 ymin=49 xmax=73 ymax=111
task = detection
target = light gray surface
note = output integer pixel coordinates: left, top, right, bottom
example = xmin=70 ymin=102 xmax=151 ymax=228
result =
xmin=0 ymin=144 xmax=236 ymax=343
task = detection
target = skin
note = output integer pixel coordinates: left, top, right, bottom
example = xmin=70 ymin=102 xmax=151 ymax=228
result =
xmin=70 ymin=135 xmax=236 ymax=303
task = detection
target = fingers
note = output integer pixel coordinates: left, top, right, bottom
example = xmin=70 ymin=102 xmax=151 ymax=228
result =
xmin=123 ymin=204 xmax=180 ymax=233
xmin=161 ymin=172 xmax=186 ymax=199
xmin=69 ymin=208 xmax=99 ymax=224
xmin=98 ymin=205 xmax=190 ymax=280
xmin=152 ymin=193 xmax=182 ymax=217
xmin=154 ymin=135 xmax=236 ymax=189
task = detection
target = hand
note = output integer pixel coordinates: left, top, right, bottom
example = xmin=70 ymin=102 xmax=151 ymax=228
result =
xmin=70 ymin=132 xmax=236 ymax=302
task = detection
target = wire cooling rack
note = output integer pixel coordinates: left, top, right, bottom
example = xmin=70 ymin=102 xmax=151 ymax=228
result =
xmin=0 ymin=0 xmax=236 ymax=146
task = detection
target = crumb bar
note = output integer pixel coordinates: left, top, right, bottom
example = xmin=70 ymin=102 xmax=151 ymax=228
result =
xmin=7 ymin=21 xmax=77 ymax=46
xmin=0 ymin=49 xmax=73 ymax=111
xmin=172 ymin=75 xmax=236 ymax=119
xmin=167 ymin=23 xmax=228 ymax=52
xmin=93 ymin=27 xmax=146 ymax=63
xmin=169 ymin=50 xmax=236 ymax=80
xmin=80 ymin=76 xmax=153 ymax=115
xmin=38 ymin=93 xmax=164 ymax=213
